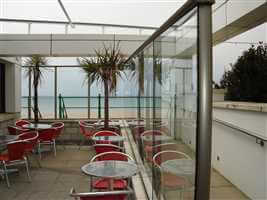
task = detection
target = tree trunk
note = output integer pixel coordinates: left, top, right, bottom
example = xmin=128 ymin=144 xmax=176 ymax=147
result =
xmin=104 ymin=80 xmax=109 ymax=128
xmin=33 ymin=70 xmax=39 ymax=123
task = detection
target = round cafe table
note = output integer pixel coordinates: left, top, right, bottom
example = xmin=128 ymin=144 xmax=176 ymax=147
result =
xmin=22 ymin=123 xmax=52 ymax=130
xmin=81 ymin=160 xmax=138 ymax=190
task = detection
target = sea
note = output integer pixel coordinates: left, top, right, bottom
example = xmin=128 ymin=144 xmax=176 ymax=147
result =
xmin=21 ymin=96 xmax=160 ymax=119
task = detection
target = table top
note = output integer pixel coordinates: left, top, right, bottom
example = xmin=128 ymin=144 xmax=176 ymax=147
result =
xmin=161 ymin=159 xmax=195 ymax=175
xmin=141 ymin=135 xmax=172 ymax=142
xmin=81 ymin=160 xmax=138 ymax=179
xmin=0 ymin=134 xmax=19 ymax=145
xmin=92 ymin=135 xmax=124 ymax=142
xmin=23 ymin=123 xmax=52 ymax=130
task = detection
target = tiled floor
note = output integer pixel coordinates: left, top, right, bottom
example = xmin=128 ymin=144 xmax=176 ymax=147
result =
xmin=0 ymin=145 xmax=249 ymax=200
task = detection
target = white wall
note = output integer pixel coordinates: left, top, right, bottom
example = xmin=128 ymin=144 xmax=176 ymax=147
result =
xmin=213 ymin=108 xmax=267 ymax=199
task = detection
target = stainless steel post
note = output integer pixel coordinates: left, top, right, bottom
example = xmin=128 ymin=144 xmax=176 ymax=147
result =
xmin=54 ymin=67 xmax=57 ymax=119
xmin=88 ymin=77 xmax=91 ymax=119
xmin=195 ymin=1 xmax=214 ymax=200
xmin=28 ymin=70 xmax=31 ymax=119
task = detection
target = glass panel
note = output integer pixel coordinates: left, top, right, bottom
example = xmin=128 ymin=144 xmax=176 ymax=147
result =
xmin=21 ymin=67 xmax=29 ymax=119
xmin=38 ymin=67 xmax=55 ymax=119
xmin=153 ymin=8 xmax=198 ymax=200
xmin=127 ymin=7 xmax=198 ymax=200
xmin=57 ymin=67 xmax=88 ymax=119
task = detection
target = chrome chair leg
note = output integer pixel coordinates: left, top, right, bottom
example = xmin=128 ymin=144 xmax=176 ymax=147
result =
xmin=3 ymin=162 xmax=10 ymax=188
xmin=53 ymin=139 xmax=57 ymax=157
xmin=24 ymin=157 xmax=31 ymax=182
xmin=38 ymin=142 xmax=42 ymax=160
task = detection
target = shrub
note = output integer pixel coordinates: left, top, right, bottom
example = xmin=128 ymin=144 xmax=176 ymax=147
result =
xmin=220 ymin=42 xmax=267 ymax=102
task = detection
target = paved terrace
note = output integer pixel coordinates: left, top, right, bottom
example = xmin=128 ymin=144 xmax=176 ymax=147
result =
xmin=0 ymin=133 xmax=249 ymax=200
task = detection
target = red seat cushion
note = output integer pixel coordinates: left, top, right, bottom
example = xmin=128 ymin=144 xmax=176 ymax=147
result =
xmin=92 ymin=179 xmax=127 ymax=189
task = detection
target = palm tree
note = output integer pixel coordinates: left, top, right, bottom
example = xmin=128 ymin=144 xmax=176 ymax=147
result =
xmin=78 ymin=44 xmax=131 ymax=128
xmin=25 ymin=55 xmax=48 ymax=123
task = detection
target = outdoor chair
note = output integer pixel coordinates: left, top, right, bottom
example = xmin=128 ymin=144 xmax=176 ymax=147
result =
xmin=93 ymin=144 xmax=124 ymax=155
xmin=51 ymin=122 xmax=65 ymax=149
xmin=92 ymin=130 xmax=120 ymax=145
xmin=15 ymin=120 xmax=31 ymax=129
xmin=0 ymin=140 xmax=31 ymax=187
xmin=90 ymin=152 xmax=134 ymax=190
xmin=145 ymin=143 xmax=179 ymax=163
xmin=37 ymin=128 xmax=57 ymax=159
xmin=141 ymin=130 xmax=165 ymax=146
xmin=70 ymin=187 xmax=133 ymax=200
xmin=7 ymin=125 xmax=29 ymax=135
xmin=152 ymin=150 xmax=191 ymax=199
xmin=78 ymin=121 xmax=95 ymax=149
xmin=18 ymin=131 xmax=41 ymax=167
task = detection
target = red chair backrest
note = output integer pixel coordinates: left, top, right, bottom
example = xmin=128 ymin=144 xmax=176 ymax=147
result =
xmin=93 ymin=131 xmax=119 ymax=144
xmin=8 ymin=126 xmax=28 ymax=135
xmin=80 ymin=194 xmax=126 ymax=200
xmin=94 ymin=144 xmax=122 ymax=154
xmin=153 ymin=151 xmax=190 ymax=166
xmin=7 ymin=140 xmax=27 ymax=161
xmin=92 ymin=152 xmax=130 ymax=162
xmin=51 ymin=122 xmax=64 ymax=137
xmin=38 ymin=128 xmax=57 ymax=141
xmin=94 ymin=131 xmax=119 ymax=137
xmin=96 ymin=127 xmax=121 ymax=135
xmin=15 ymin=120 xmax=30 ymax=128
xmin=18 ymin=131 xmax=39 ymax=151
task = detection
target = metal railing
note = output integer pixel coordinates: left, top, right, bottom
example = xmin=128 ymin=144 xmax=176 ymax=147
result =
xmin=213 ymin=118 xmax=267 ymax=146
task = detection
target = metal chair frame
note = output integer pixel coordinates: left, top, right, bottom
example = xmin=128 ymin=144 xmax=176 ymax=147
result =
xmin=78 ymin=121 xmax=96 ymax=150
xmin=0 ymin=140 xmax=31 ymax=187
xmin=152 ymin=150 xmax=191 ymax=200
xmin=18 ymin=131 xmax=41 ymax=167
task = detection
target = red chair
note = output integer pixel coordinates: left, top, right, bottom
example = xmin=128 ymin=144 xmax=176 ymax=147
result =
xmin=93 ymin=130 xmax=120 ymax=145
xmin=145 ymin=143 xmax=179 ymax=163
xmin=70 ymin=187 xmax=132 ymax=200
xmin=0 ymin=140 xmax=31 ymax=187
xmin=37 ymin=128 xmax=57 ymax=159
xmin=18 ymin=131 xmax=41 ymax=167
xmin=7 ymin=125 xmax=29 ymax=135
xmin=51 ymin=122 xmax=65 ymax=149
xmin=152 ymin=150 xmax=191 ymax=199
xmin=15 ymin=120 xmax=30 ymax=128
xmin=141 ymin=130 xmax=165 ymax=146
xmin=90 ymin=152 xmax=134 ymax=190
xmin=93 ymin=144 xmax=124 ymax=155
xmin=78 ymin=121 xmax=95 ymax=149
